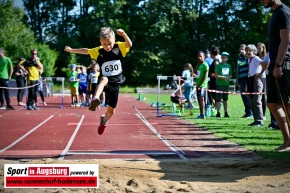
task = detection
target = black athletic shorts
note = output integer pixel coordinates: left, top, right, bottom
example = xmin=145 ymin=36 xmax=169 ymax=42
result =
xmin=267 ymin=57 xmax=290 ymax=104
xmin=103 ymin=83 xmax=120 ymax=108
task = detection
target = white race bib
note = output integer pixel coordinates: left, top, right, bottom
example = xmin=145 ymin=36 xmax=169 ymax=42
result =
xmin=101 ymin=60 xmax=122 ymax=76
xmin=196 ymin=70 xmax=201 ymax=78
xmin=79 ymin=77 xmax=86 ymax=83
xmin=222 ymin=68 xmax=229 ymax=75
xmin=69 ymin=76 xmax=76 ymax=81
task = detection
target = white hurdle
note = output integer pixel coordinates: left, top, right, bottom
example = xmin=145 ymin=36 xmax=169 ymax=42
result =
xmin=156 ymin=76 xmax=194 ymax=117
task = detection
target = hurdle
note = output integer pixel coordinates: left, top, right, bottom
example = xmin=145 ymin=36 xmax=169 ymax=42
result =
xmin=156 ymin=76 xmax=194 ymax=117
xmin=45 ymin=77 xmax=65 ymax=108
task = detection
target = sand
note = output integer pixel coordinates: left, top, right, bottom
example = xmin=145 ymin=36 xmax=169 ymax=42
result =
xmin=1 ymin=156 xmax=290 ymax=193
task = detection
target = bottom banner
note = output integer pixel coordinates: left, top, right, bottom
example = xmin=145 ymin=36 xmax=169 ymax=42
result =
xmin=4 ymin=164 xmax=99 ymax=188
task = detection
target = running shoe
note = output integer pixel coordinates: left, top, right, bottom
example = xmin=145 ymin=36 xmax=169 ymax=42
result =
xmin=224 ymin=112 xmax=230 ymax=117
xmin=27 ymin=106 xmax=34 ymax=110
xmin=0 ymin=104 xmax=5 ymax=110
xmin=196 ymin=114 xmax=205 ymax=119
xmin=89 ymin=98 xmax=101 ymax=111
xmin=98 ymin=115 xmax=107 ymax=135
xmin=18 ymin=102 xmax=26 ymax=106
xmin=32 ymin=106 xmax=39 ymax=110
xmin=6 ymin=105 xmax=15 ymax=110
xmin=216 ymin=112 xmax=221 ymax=117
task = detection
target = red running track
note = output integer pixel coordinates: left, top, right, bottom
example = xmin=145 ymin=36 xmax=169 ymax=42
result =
xmin=0 ymin=94 xmax=253 ymax=160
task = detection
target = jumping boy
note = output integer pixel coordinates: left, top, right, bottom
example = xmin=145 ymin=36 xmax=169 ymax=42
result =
xmin=64 ymin=27 xmax=132 ymax=135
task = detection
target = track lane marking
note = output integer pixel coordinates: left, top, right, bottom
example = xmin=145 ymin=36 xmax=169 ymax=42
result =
xmin=133 ymin=106 xmax=187 ymax=160
xmin=0 ymin=115 xmax=54 ymax=153
xmin=58 ymin=115 xmax=85 ymax=160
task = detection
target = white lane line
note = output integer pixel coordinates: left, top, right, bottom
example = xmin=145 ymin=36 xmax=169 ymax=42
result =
xmin=58 ymin=115 xmax=85 ymax=160
xmin=0 ymin=115 xmax=54 ymax=153
xmin=134 ymin=106 xmax=187 ymax=160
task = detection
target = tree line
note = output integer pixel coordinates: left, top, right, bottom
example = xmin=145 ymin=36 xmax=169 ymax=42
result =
xmin=1 ymin=0 xmax=287 ymax=86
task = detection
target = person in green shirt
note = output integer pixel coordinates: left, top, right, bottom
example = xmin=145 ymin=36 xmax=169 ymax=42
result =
xmin=0 ymin=48 xmax=14 ymax=110
xmin=68 ymin=64 xmax=80 ymax=107
xmin=194 ymin=51 xmax=209 ymax=119
xmin=214 ymin=52 xmax=232 ymax=117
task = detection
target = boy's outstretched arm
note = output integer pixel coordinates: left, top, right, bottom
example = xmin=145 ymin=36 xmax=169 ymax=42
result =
xmin=64 ymin=46 xmax=89 ymax=55
xmin=116 ymin=29 xmax=132 ymax=48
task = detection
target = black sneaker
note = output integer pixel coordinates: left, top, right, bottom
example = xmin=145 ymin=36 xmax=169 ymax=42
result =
xmin=32 ymin=106 xmax=39 ymax=110
xmin=216 ymin=112 xmax=221 ymax=117
xmin=242 ymin=114 xmax=252 ymax=118
xmin=268 ymin=124 xmax=279 ymax=130
xmin=6 ymin=105 xmax=15 ymax=110
xmin=224 ymin=112 xmax=230 ymax=117
xmin=0 ymin=104 xmax=5 ymax=110
xmin=27 ymin=106 xmax=34 ymax=110
xmin=248 ymin=121 xmax=263 ymax=127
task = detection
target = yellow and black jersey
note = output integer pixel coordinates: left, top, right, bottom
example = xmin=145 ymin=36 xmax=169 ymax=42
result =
xmin=23 ymin=58 xmax=40 ymax=81
xmin=88 ymin=42 xmax=130 ymax=84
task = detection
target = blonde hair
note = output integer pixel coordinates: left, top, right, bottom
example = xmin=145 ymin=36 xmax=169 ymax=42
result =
xmin=257 ymin=42 xmax=267 ymax=58
xmin=184 ymin=63 xmax=193 ymax=76
xmin=100 ymin=27 xmax=115 ymax=39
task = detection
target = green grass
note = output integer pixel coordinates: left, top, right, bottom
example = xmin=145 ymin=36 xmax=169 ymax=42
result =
xmin=131 ymin=93 xmax=290 ymax=161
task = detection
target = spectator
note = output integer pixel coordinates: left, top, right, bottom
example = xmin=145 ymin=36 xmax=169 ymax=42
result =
xmin=194 ymin=51 xmax=209 ymax=119
xmin=214 ymin=52 xmax=232 ymax=118
xmin=18 ymin=49 xmax=43 ymax=110
xmin=68 ymin=64 xmax=80 ymax=107
xmin=208 ymin=47 xmax=220 ymax=107
xmin=236 ymin=44 xmax=252 ymax=118
xmin=15 ymin=57 xmax=27 ymax=106
xmin=0 ymin=48 xmax=14 ymax=110
xmin=88 ymin=61 xmax=100 ymax=106
xmin=246 ymin=44 xmax=264 ymax=126
xmin=181 ymin=63 xmax=194 ymax=109
xmin=205 ymin=49 xmax=213 ymax=66
xmin=78 ymin=66 xmax=88 ymax=106
xmin=35 ymin=68 xmax=47 ymax=106
xmin=257 ymin=42 xmax=267 ymax=120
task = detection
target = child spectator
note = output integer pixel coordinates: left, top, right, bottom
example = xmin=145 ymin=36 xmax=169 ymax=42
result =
xmin=214 ymin=52 xmax=232 ymax=117
xmin=78 ymin=66 xmax=88 ymax=106
xmin=68 ymin=64 xmax=80 ymax=107
xmin=194 ymin=51 xmax=209 ymax=119
xmin=181 ymin=63 xmax=194 ymax=109
xmin=88 ymin=61 xmax=100 ymax=107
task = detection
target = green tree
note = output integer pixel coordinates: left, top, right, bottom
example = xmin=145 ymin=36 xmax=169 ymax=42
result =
xmin=0 ymin=0 xmax=36 ymax=64
xmin=36 ymin=44 xmax=58 ymax=77
xmin=0 ymin=0 xmax=58 ymax=77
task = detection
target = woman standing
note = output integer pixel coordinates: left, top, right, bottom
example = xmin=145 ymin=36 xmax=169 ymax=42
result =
xmin=15 ymin=58 xmax=27 ymax=106
xmin=257 ymin=42 xmax=267 ymax=120
xmin=246 ymin=44 xmax=264 ymax=127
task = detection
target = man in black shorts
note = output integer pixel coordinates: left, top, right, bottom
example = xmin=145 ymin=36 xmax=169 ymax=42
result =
xmin=261 ymin=0 xmax=290 ymax=151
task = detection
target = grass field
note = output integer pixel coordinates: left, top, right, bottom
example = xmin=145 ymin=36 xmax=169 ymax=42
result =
xmin=132 ymin=92 xmax=290 ymax=161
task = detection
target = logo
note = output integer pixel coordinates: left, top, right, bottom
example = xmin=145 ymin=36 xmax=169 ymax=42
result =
xmin=112 ymin=48 xmax=120 ymax=55
xmin=4 ymin=164 xmax=99 ymax=188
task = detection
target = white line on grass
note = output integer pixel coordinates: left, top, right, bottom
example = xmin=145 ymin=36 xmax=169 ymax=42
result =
xmin=58 ymin=115 xmax=85 ymax=160
xmin=134 ymin=106 xmax=187 ymax=160
xmin=0 ymin=115 xmax=54 ymax=153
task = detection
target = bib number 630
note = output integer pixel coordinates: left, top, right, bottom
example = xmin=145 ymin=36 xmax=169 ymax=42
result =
xmin=104 ymin=64 xmax=119 ymax=72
